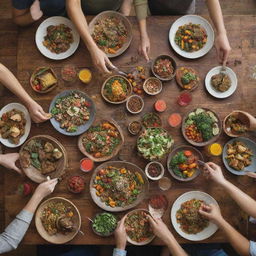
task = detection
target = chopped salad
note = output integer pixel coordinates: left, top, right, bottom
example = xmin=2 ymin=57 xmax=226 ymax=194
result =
xmin=92 ymin=212 xmax=117 ymax=236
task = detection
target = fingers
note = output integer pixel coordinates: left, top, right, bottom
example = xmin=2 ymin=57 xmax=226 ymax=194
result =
xmin=12 ymin=164 xmax=22 ymax=174
xmin=245 ymin=172 xmax=256 ymax=178
xmin=147 ymin=214 xmax=157 ymax=227
xmin=105 ymin=57 xmax=116 ymax=70
xmin=142 ymin=47 xmax=150 ymax=61
xmin=222 ymin=49 xmax=230 ymax=66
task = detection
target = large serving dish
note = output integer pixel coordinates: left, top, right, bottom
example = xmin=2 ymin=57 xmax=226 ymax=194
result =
xmin=35 ymin=197 xmax=81 ymax=244
xmin=49 ymin=90 xmax=96 ymax=136
xmin=171 ymin=191 xmax=218 ymax=241
xmin=35 ymin=16 xmax=80 ymax=60
xmin=167 ymin=145 xmax=203 ymax=181
xmin=19 ymin=135 xmax=68 ymax=183
xmin=90 ymin=161 xmax=149 ymax=212
xmin=169 ymin=15 xmax=214 ymax=59
xmin=223 ymin=137 xmax=256 ymax=175
xmin=78 ymin=119 xmax=124 ymax=162
xmin=0 ymin=103 xmax=31 ymax=148
xmin=88 ymin=11 xmax=132 ymax=58
xmin=182 ymin=108 xmax=222 ymax=147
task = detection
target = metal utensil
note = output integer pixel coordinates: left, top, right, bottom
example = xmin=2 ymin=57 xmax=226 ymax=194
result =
xmin=86 ymin=216 xmax=93 ymax=223
xmin=112 ymin=67 xmax=128 ymax=77
xmin=220 ymin=65 xmax=226 ymax=74
xmin=197 ymin=160 xmax=206 ymax=167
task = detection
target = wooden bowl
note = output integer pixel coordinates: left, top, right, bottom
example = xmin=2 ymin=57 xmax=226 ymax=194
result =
xmin=35 ymin=197 xmax=81 ymax=244
xmin=30 ymin=67 xmax=58 ymax=93
xmin=88 ymin=11 xmax=132 ymax=58
xmin=126 ymin=95 xmax=144 ymax=114
xmin=19 ymin=135 xmax=68 ymax=183
xmin=175 ymin=67 xmax=200 ymax=91
xmin=89 ymin=161 xmax=149 ymax=212
xmin=78 ymin=119 xmax=124 ymax=162
xmin=101 ymin=75 xmax=132 ymax=104
xmin=143 ymin=77 xmax=162 ymax=96
xmin=182 ymin=108 xmax=222 ymax=147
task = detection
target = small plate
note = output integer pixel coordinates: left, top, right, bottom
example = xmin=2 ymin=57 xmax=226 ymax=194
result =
xmin=0 ymin=103 xmax=31 ymax=148
xmin=205 ymin=66 xmax=238 ymax=98
xmin=169 ymin=15 xmax=214 ymax=59
xmin=35 ymin=16 xmax=80 ymax=60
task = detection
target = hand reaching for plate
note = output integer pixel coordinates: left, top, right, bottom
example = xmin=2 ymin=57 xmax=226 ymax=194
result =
xmin=0 ymin=153 xmax=22 ymax=174
xmin=27 ymin=100 xmax=51 ymax=123
xmin=114 ymin=216 xmax=127 ymax=250
xmin=215 ymin=32 xmax=231 ymax=66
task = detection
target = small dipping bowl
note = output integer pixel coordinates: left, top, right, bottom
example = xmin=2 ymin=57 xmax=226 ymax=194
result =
xmin=126 ymin=95 xmax=144 ymax=114
xmin=80 ymin=157 xmax=94 ymax=173
xmin=61 ymin=64 xmax=77 ymax=83
xmin=143 ymin=77 xmax=162 ymax=96
xmin=79 ymin=68 xmax=92 ymax=84
xmin=145 ymin=161 xmax=165 ymax=181
xmin=128 ymin=121 xmax=142 ymax=135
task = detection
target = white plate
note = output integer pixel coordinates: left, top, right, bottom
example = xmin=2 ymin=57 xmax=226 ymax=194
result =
xmin=0 ymin=103 xmax=31 ymax=148
xmin=205 ymin=66 xmax=238 ymax=98
xmin=169 ymin=15 xmax=214 ymax=59
xmin=35 ymin=16 xmax=80 ymax=60
xmin=171 ymin=191 xmax=218 ymax=241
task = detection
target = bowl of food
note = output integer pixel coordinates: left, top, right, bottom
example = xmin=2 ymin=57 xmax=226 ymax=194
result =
xmin=167 ymin=145 xmax=203 ymax=181
xmin=182 ymin=108 xmax=222 ymax=147
xmin=151 ymin=55 xmax=176 ymax=81
xmin=35 ymin=197 xmax=81 ymax=244
xmin=143 ymin=77 xmax=162 ymax=95
xmin=126 ymin=95 xmax=144 ymax=114
xmin=78 ymin=120 xmax=124 ymax=162
xmin=148 ymin=194 xmax=168 ymax=218
xmin=89 ymin=11 xmax=132 ymax=58
xmin=19 ymin=135 xmax=67 ymax=183
xmin=90 ymin=161 xmax=149 ymax=212
xmin=175 ymin=67 xmax=200 ymax=91
xmin=67 ymin=175 xmax=85 ymax=194
xmin=127 ymin=66 xmax=147 ymax=95
xmin=142 ymin=112 xmax=162 ymax=128
xmin=78 ymin=68 xmax=92 ymax=84
xmin=124 ymin=209 xmax=155 ymax=245
xmin=145 ymin=161 xmax=165 ymax=181
xmin=102 ymin=75 xmax=132 ymax=104
xmin=92 ymin=212 xmax=118 ymax=237
xmin=61 ymin=65 xmax=77 ymax=83
xmin=128 ymin=121 xmax=142 ymax=136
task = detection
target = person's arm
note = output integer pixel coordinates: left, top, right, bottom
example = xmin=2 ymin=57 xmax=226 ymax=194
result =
xmin=0 ymin=153 xmax=21 ymax=174
xmin=0 ymin=63 xmax=50 ymax=123
xmin=120 ymin=0 xmax=133 ymax=16
xmin=113 ymin=217 xmax=127 ymax=256
xmin=66 ymin=0 xmax=115 ymax=73
xmin=205 ymin=0 xmax=231 ymax=65
xmin=0 ymin=179 xmax=58 ymax=254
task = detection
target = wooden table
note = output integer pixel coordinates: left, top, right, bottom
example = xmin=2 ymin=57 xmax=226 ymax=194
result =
xmin=3 ymin=15 xmax=256 ymax=245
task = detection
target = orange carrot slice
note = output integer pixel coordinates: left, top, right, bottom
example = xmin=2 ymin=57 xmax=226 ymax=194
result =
xmin=168 ymin=113 xmax=182 ymax=127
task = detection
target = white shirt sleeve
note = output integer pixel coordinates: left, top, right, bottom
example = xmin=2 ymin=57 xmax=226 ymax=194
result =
xmin=250 ymin=241 xmax=256 ymax=256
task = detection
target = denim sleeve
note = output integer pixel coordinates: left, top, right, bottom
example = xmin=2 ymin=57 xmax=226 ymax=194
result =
xmin=113 ymin=248 xmax=127 ymax=256
xmin=12 ymin=0 xmax=33 ymax=10
xmin=250 ymin=241 xmax=256 ymax=256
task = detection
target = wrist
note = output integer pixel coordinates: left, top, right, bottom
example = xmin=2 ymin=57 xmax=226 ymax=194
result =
xmin=116 ymin=241 xmax=126 ymax=250
xmin=214 ymin=216 xmax=226 ymax=227
xmin=216 ymin=28 xmax=227 ymax=36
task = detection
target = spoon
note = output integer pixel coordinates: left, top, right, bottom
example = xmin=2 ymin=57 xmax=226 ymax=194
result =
xmin=86 ymin=216 xmax=93 ymax=223
xmin=112 ymin=67 xmax=128 ymax=77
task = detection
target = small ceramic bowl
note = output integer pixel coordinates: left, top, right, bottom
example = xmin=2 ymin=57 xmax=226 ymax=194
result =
xmin=67 ymin=175 xmax=85 ymax=194
xmin=143 ymin=77 xmax=163 ymax=95
xmin=80 ymin=158 xmax=94 ymax=173
xmin=128 ymin=121 xmax=142 ymax=135
xmin=126 ymin=95 xmax=144 ymax=114
xmin=145 ymin=161 xmax=165 ymax=181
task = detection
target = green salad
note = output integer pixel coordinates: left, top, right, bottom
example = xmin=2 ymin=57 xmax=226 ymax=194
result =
xmin=137 ymin=127 xmax=173 ymax=160
xmin=92 ymin=213 xmax=117 ymax=236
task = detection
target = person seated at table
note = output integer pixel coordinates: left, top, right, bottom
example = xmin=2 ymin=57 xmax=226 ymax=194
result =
xmin=0 ymin=63 xmax=50 ymax=123
xmin=12 ymin=0 xmax=66 ymax=26
xmin=200 ymin=162 xmax=256 ymax=256
xmin=134 ymin=0 xmax=231 ymax=65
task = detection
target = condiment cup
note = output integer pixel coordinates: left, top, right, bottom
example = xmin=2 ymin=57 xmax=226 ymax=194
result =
xmin=128 ymin=121 xmax=142 ymax=135
xmin=80 ymin=157 xmax=94 ymax=173
xmin=126 ymin=95 xmax=144 ymax=114
xmin=145 ymin=161 xmax=165 ymax=181
xmin=143 ymin=77 xmax=162 ymax=96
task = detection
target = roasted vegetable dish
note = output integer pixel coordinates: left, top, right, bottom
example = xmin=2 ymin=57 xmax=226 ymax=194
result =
xmin=211 ymin=73 xmax=231 ymax=92
xmin=92 ymin=212 xmax=117 ymax=236
xmin=93 ymin=166 xmax=145 ymax=208
xmin=176 ymin=67 xmax=200 ymax=90
xmin=127 ymin=66 xmax=146 ymax=94
xmin=43 ymin=24 xmax=74 ymax=54
xmin=0 ymin=109 xmax=26 ymax=144
xmin=51 ymin=91 xmax=91 ymax=133
xmin=142 ymin=113 xmax=162 ymax=128
xmin=153 ymin=58 xmax=174 ymax=79
xmin=225 ymin=141 xmax=253 ymax=171
xmin=176 ymin=199 xmax=209 ymax=234
xmin=225 ymin=114 xmax=248 ymax=135
xmin=175 ymin=23 xmax=207 ymax=52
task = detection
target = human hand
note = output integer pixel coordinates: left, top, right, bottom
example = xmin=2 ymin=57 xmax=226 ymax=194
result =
xmin=30 ymin=0 xmax=43 ymax=21
xmin=34 ymin=178 xmax=58 ymax=199
xmin=203 ymin=162 xmax=227 ymax=185
xmin=139 ymin=34 xmax=150 ymax=61
xmin=28 ymin=100 xmax=51 ymax=123
xmin=114 ymin=216 xmax=127 ymax=250
xmin=215 ymin=32 xmax=231 ymax=66
xmin=0 ymin=153 xmax=22 ymax=174
xmin=199 ymin=203 xmax=223 ymax=225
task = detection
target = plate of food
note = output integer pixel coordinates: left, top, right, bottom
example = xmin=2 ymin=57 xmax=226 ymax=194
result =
xmin=182 ymin=108 xmax=221 ymax=147
xmin=30 ymin=67 xmax=58 ymax=93
xmin=35 ymin=16 xmax=80 ymax=60
xmin=90 ymin=161 xmax=149 ymax=212
xmin=141 ymin=112 xmax=162 ymax=128
xmin=124 ymin=209 xmax=155 ymax=245
xmin=89 ymin=11 xmax=132 ymax=58
xmin=19 ymin=135 xmax=67 ymax=183
xmin=205 ymin=66 xmax=237 ymax=98
xmin=137 ymin=127 xmax=174 ymax=161
xmin=49 ymin=90 xmax=96 ymax=136
xmin=78 ymin=120 xmax=124 ymax=162
xmin=127 ymin=65 xmax=147 ymax=95
xmin=169 ymin=15 xmax=214 ymax=59
xmin=167 ymin=145 xmax=203 ymax=181
xmin=101 ymin=75 xmax=132 ymax=104
xmin=223 ymin=137 xmax=256 ymax=175
xmin=0 ymin=103 xmax=31 ymax=148
xmin=171 ymin=191 xmax=218 ymax=241
xmin=35 ymin=197 xmax=81 ymax=244
xmin=176 ymin=67 xmax=200 ymax=90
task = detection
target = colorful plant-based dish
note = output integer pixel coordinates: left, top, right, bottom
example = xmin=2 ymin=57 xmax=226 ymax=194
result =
xmin=184 ymin=108 xmax=220 ymax=143
xmin=142 ymin=112 xmax=162 ymax=128
xmin=153 ymin=58 xmax=174 ymax=79
xmin=125 ymin=210 xmax=154 ymax=243
xmin=175 ymin=23 xmax=207 ymax=52
xmin=51 ymin=92 xmax=91 ymax=133
xmin=211 ymin=73 xmax=231 ymax=92
xmin=169 ymin=150 xmax=199 ymax=179
xmin=176 ymin=67 xmax=200 ymax=90
xmin=127 ymin=66 xmax=146 ymax=94
xmin=43 ymin=24 xmax=74 ymax=54
xmin=0 ymin=109 xmax=26 ymax=144
xmin=144 ymin=78 xmax=162 ymax=95
xmin=225 ymin=141 xmax=253 ymax=171
xmin=92 ymin=16 xmax=128 ymax=55
xmin=225 ymin=114 xmax=248 ymax=135
xmin=67 ymin=176 xmax=85 ymax=194
xmin=137 ymin=128 xmax=173 ymax=160
xmin=41 ymin=201 xmax=75 ymax=236
xmin=81 ymin=121 xmax=122 ymax=159
xmin=20 ymin=139 xmax=63 ymax=175
xmin=93 ymin=166 xmax=145 ymax=208
xmin=176 ymin=199 xmax=209 ymax=234
xmin=92 ymin=213 xmax=117 ymax=236
xmin=128 ymin=121 xmax=142 ymax=135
